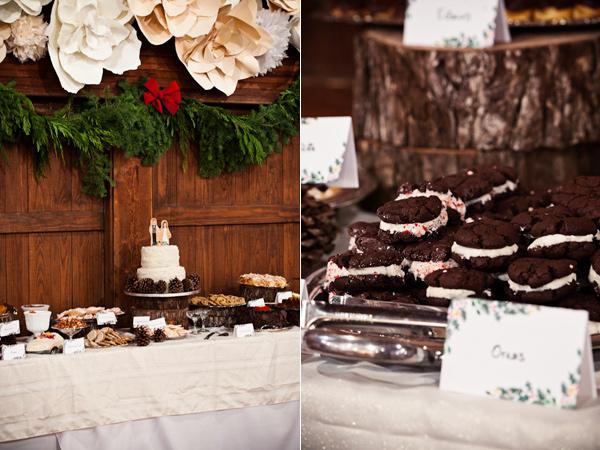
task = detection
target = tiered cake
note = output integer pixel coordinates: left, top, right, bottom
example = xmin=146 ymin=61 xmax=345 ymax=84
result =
xmin=137 ymin=245 xmax=186 ymax=284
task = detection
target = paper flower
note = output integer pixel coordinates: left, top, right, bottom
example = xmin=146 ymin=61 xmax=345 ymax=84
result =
xmin=7 ymin=14 xmax=47 ymax=63
xmin=175 ymin=0 xmax=272 ymax=96
xmin=47 ymin=0 xmax=142 ymax=94
xmin=0 ymin=23 xmax=9 ymax=62
xmin=256 ymin=8 xmax=289 ymax=75
xmin=289 ymin=12 xmax=299 ymax=50
xmin=0 ymin=0 xmax=52 ymax=24
xmin=267 ymin=0 xmax=299 ymax=15
xmin=130 ymin=0 xmax=225 ymax=45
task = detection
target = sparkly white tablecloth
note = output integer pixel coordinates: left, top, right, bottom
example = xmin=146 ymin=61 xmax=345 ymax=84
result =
xmin=0 ymin=328 xmax=300 ymax=444
xmin=302 ymin=356 xmax=600 ymax=450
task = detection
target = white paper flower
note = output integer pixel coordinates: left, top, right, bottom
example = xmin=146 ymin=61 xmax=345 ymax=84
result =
xmin=7 ymin=14 xmax=48 ymax=62
xmin=267 ymin=0 xmax=299 ymax=15
xmin=255 ymin=9 xmax=289 ymax=75
xmin=289 ymin=12 xmax=299 ymax=50
xmin=0 ymin=0 xmax=52 ymax=24
xmin=175 ymin=0 xmax=272 ymax=96
xmin=130 ymin=0 xmax=225 ymax=45
xmin=0 ymin=23 xmax=9 ymax=62
xmin=47 ymin=0 xmax=142 ymax=94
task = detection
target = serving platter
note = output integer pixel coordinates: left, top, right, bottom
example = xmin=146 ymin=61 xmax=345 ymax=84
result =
xmin=124 ymin=289 xmax=201 ymax=298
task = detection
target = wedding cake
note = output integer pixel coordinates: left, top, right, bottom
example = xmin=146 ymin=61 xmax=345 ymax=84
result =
xmin=137 ymin=245 xmax=186 ymax=283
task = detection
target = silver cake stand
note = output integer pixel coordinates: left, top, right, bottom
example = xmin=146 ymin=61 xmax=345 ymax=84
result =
xmin=124 ymin=289 xmax=201 ymax=298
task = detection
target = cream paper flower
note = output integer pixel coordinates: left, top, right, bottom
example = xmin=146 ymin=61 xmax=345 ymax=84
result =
xmin=267 ymin=0 xmax=299 ymax=15
xmin=0 ymin=23 xmax=9 ymax=62
xmin=7 ymin=14 xmax=48 ymax=62
xmin=289 ymin=12 xmax=299 ymax=50
xmin=47 ymin=0 xmax=142 ymax=94
xmin=255 ymin=8 xmax=289 ymax=75
xmin=175 ymin=0 xmax=272 ymax=96
xmin=130 ymin=0 xmax=225 ymax=45
xmin=0 ymin=0 xmax=52 ymax=24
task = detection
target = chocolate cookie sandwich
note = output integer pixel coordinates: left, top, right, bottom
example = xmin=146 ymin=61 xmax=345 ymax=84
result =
xmin=526 ymin=216 xmax=596 ymax=260
xmin=588 ymin=250 xmax=600 ymax=295
xmin=347 ymin=221 xmax=379 ymax=252
xmin=396 ymin=181 xmax=466 ymax=223
xmin=507 ymin=258 xmax=577 ymax=303
xmin=511 ymin=205 xmax=572 ymax=234
xmin=353 ymin=290 xmax=418 ymax=304
xmin=492 ymin=188 xmax=550 ymax=220
xmin=551 ymin=176 xmax=600 ymax=207
xmin=424 ymin=267 xmax=494 ymax=307
xmin=555 ymin=293 xmax=600 ymax=323
xmin=326 ymin=250 xmax=406 ymax=294
xmin=377 ymin=196 xmax=448 ymax=243
xmin=451 ymin=218 xmax=520 ymax=271
xmin=402 ymin=234 xmax=458 ymax=282
xmin=469 ymin=165 xmax=519 ymax=200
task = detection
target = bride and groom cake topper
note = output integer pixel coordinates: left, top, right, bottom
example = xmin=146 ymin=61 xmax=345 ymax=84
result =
xmin=149 ymin=218 xmax=172 ymax=246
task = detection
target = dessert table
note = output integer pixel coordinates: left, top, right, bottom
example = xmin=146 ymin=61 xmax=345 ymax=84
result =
xmin=301 ymin=356 xmax=600 ymax=450
xmin=0 ymin=328 xmax=300 ymax=449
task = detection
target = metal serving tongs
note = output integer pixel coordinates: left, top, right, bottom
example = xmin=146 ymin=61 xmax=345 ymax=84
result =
xmin=303 ymin=296 xmax=449 ymax=367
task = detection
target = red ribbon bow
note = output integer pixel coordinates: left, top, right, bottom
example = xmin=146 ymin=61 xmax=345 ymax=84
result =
xmin=143 ymin=78 xmax=181 ymax=116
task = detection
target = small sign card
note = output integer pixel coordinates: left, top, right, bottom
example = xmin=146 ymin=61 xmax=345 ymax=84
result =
xmin=440 ymin=299 xmax=597 ymax=409
xmin=2 ymin=343 xmax=25 ymax=360
xmin=404 ymin=0 xmax=511 ymax=48
xmin=234 ymin=323 xmax=255 ymax=338
xmin=63 ymin=338 xmax=85 ymax=355
xmin=133 ymin=316 xmax=150 ymax=328
xmin=275 ymin=291 xmax=293 ymax=303
xmin=96 ymin=311 xmax=117 ymax=326
xmin=300 ymin=117 xmax=359 ymax=188
xmin=147 ymin=317 xmax=166 ymax=331
xmin=0 ymin=320 xmax=20 ymax=337
xmin=247 ymin=298 xmax=266 ymax=307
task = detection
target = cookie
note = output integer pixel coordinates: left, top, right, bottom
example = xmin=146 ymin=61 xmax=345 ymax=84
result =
xmin=396 ymin=181 xmax=466 ymax=223
xmin=492 ymin=189 xmax=550 ymax=220
xmin=526 ymin=216 xmax=596 ymax=260
xmin=588 ymin=250 xmax=600 ymax=295
xmin=353 ymin=290 xmax=418 ymax=304
xmin=469 ymin=165 xmax=519 ymax=199
xmin=550 ymin=176 xmax=600 ymax=207
xmin=507 ymin=258 xmax=577 ymax=303
xmin=555 ymin=293 xmax=600 ymax=322
xmin=511 ymin=205 xmax=573 ymax=234
xmin=428 ymin=171 xmax=495 ymax=213
xmin=377 ymin=196 xmax=448 ymax=243
xmin=326 ymin=250 xmax=405 ymax=294
xmin=451 ymin=218 xmax=520 ymax=271
xmin=402 ymin=234 xmax=458 ymax=282
xmin=424 ymin=267 xmax=494 ymax=307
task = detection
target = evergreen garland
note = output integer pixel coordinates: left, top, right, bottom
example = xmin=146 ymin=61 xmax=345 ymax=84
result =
xmin=0 ymin=78 xmax=299 ymax=198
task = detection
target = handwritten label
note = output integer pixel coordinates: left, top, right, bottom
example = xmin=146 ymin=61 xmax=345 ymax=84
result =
xmin=2 ymin=343 xmax=25 ymax=360
xmin=147 ymin=317 xmax=166 ymax=330
xmin=404 ymin=0 xmax=511 ymax=49
xmin=440 ymin=299 xmax=597 ymax=409
xmin=0 ymin=320 xmax=20 ymax=337
xmin=133 ymin=316 xmax=150 ymax=328
xmin=247 ymin=298 xmax=266 ymax=307
xmin=234 ymin=323 xmax=255 ymax=338
xmin=275 ymin=291 xmax=293 ymax=303
xmin=63 ymin=338 xmax=85 ymax=355
xmin=96 ymin=311 xmax=117 ymax=326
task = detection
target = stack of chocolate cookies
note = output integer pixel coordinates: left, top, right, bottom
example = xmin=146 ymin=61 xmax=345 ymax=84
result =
xmin=324 ymin=167 xmax=600 ymax=322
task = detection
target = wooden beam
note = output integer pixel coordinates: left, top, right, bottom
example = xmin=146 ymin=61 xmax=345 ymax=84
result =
xmin=0 ymin=211 xmax=103 ymax=234
xmin=155 ymin=205 xmax=298 ymax=226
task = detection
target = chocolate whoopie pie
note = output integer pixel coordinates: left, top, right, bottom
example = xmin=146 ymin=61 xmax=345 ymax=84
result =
xmin=326 ymin=250 xmax=405 ymax=294
xmin=526 ymin=216 xmax=597 ymax=260
xmin=555 ymin=293 xmax=600 ymax=322
xmin=402 ymin=234 xmax=458 ymax=282
xmin=396 ymin=181 xmax=466 ymax=224
xmin=469 ymin=165 xmax=519 ymax=200
xmin=377 ymin=196 xmax=448 ymax=243
xmin=551 ymin=176 xmax=600 ymax=207
xmin=451 ymin=218 xmax=520 ymax=271
xmin=507 ymin=258 xmax=577 ymax=304
xmin=348 ymin=221 xmax=379 ymax=249
xmin=492 ymin=189 xmax=550 ymax=220
xmin=588 ymin=250 xmax=600 ymax=295
xmin=427 ymin=172 xmax=495 ymax=215
xmin=423 ymin=267 xmax=494 ymax=307
xmin=511 ymin=205 xmax=573 ymax=234
xmin=353 ymin=290 xmax=418 ymax=304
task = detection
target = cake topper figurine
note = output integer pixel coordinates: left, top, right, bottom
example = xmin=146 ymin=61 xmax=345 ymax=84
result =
xmin=158 ymin=220 xmax=171 ymax=245
xmin=149 ymin=218 xmax=158 ymax=246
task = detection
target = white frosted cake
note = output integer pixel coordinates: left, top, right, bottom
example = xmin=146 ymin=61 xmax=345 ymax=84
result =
xmin=137 ymin=245 xmax=186 ymax=283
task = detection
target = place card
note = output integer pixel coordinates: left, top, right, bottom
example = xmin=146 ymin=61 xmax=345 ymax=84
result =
xmin=96 ymin=311 xmax=117 ymax=326
xmin=300 ymin=117 xmax=359 ymax=188
xmin=404 ymin=0 xmax=511 ymax=49
xmin=63 ymin=338 xmax=85 ymax=355
xmin=2 ymin=343 xmax=25 ymax=360
xmin=133 ymin=316 xmax=150 ymax=328
xmin=440 ymin=299 xmax=597 ymax=409
xmin=234 ymin=323 xmax=255 ymax=338
xmin=0 ymin=320 xmax=20 ymax=337
xmin=147 ymin=317 xmax=166 ymax=330
xmin=275 ymin=291 xmax=293 ymax=303
xmin=247 ymin=298 xmax=266 ymax=307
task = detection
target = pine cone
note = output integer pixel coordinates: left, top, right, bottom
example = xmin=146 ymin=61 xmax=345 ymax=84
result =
xmin=301 ymin=185 xmax=337 ymax=276
xmin=135 ymin=326 xmax=151 ymax=346
xmin=155 ymin=280 xmax=167 ymax=294
xmin=125 ymin=276 xmax=136 ymax=293
xmin=187 ymin=273 xmax=201 ymax=290
xmin=135 ymin=278 xmax=156 ymax=294
xmin=168 ymin=278 xmax=184 ymax=293
xmin=182 ymin=278 xmax=194 ymax=292
xmin=152 ymin=328 xmax=167 ymax=342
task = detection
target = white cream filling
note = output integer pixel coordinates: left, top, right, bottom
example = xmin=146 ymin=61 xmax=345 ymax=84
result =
xmin=348 ymin=236 xmax=357 ymax=251
xmin=589 ymin=265 xmax=600 ymax=287
xmin=396 ymin=189 xmax=466 ymax=220
xmin=406 ymin=259 xmax=458 ymax=280
xmin=451 ymin=242 xmax=518 ymax=259
xmin=466 ymin=193 xmax=492 ymax=207
xmin=492 ymin=179 xmax=517 ymax=196
xmin=508 ymin=273 xmax=576 ymax=293
xmin=380 ymin=209 xmax=448 ymax=237
xmin=528 ymin=234 xmax=594 ymax=250
xmin=325 ymin=261 xmax=405 ymax=283
xmin=426 ymin=286 xmax=476 ymax=299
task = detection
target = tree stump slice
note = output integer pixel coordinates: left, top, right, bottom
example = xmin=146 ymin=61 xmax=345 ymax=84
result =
xmin=354 ymin=30 xmax=600 ymax=151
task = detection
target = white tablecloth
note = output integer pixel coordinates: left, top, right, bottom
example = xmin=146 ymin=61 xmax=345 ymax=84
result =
xmin=302 ymin=356 xmax=600 ymax=450
xmin=0 ymin=329 xmax=299 ymax=443
xmin=1 ymin=401 xmax=299 ymax=450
